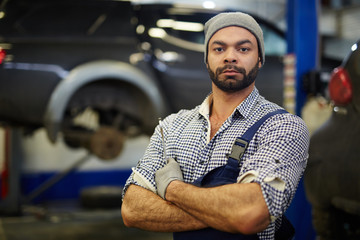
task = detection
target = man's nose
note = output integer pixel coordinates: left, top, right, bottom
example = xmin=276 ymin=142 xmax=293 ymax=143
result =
xmin=224 ymin=50 xmax=238 ymax=64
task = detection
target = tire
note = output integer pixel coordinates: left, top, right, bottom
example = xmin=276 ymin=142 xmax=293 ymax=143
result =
xmin=80 ymin=186 xmax=123 ymax=209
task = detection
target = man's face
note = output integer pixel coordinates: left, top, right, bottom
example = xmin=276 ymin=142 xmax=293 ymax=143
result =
xmin=206 ymin=26 xmax=261 ymax=93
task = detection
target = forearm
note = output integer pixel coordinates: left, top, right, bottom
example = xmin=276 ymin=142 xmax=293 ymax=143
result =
xmin=121 ymin=184 xmax=207 ymax=232
xmin=166 ymin=181 xmax=270 ymax=234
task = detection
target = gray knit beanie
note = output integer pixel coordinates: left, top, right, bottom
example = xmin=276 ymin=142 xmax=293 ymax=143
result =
xmin=204 ymin=12 xmax=265 ymax=65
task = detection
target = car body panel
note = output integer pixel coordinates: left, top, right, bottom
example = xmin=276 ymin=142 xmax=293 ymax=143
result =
xmin=304 ymin=40 xmax=360 ymax=239
xmin=0 ymin=0 xmax=287 ymax=157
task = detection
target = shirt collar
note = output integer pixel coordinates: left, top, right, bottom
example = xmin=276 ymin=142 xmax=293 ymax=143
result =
xmin=235 ymin=87 xmax=260 ymax=119
xmin=199 ymin=94 xmax=212 ymax=119
xmin=198 ymin=87 xmax=260 ymax=120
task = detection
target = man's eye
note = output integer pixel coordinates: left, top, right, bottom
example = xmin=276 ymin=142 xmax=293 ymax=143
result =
xmin=239 ymin=48 xmax=249 ymax=52
xmin=214 ymin=47 xmax=224 ymax=52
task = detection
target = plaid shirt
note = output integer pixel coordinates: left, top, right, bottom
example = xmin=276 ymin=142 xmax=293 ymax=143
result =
xmin=123 ymin=88 xmax=309 ymax=239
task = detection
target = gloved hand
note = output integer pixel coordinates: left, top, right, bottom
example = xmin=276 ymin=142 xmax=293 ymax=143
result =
xmin=155 ymin=158 xmax=183 ymax=199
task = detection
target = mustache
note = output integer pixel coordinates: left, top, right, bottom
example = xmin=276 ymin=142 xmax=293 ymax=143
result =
xmin=216 ymin=64 xmax=246 ymax=75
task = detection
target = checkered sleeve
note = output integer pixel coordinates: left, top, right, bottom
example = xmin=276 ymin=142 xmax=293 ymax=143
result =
xmin=241 ymin=113 xmax=310 ymax=219
xmin=122 ymin=113 xmax=176 ymax=198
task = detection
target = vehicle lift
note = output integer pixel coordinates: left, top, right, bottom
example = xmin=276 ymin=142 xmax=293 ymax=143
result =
xmin=0 ymin=129 xmax=92 ymax=215
xmin=285 ymin=0 xmax=318 ymax=239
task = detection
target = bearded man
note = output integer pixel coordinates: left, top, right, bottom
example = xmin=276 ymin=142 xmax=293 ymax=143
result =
xmin=121 ymin=12 xmax=309 ymax=240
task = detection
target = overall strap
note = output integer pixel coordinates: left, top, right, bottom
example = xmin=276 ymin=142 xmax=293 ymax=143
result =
xmin=175 ymin=109 xmax=291 ymax=240
xmin=228 ymin=109 xmax=288 ymax=162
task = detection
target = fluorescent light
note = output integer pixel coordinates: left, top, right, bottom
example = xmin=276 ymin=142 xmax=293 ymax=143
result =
xmin=351 ymin=43 xmax=358 ymax=52
xmin=156 ymin=19 xmax=174 ymax=28
xmin=173 ymin=21 xmax=203 ymax=32
xmin=148 ymin=28 xmax=166 ymax=38
xmin=202 ymin=1 xmax=216 ymax=9
xmin=156 ymin=19 xmax=203 ymax=32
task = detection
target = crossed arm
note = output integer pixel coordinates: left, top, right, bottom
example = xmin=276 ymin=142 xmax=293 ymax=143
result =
xmin=121 ymin=180 xmax=270 ymax=234
xmin=121 ymin=184 xmax=207 ymax=232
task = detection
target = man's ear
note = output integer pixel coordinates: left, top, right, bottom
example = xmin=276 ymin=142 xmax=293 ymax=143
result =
xmin=258 ymin=58 xmax=262 ymax=68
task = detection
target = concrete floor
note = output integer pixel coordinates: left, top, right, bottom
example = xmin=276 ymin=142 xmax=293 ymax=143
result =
xmin=0 ymin=200 xmax=172 ymax=240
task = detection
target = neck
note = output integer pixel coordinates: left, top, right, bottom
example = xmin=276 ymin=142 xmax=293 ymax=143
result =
xmin=210 ymin=83 xmax=254 ymax=120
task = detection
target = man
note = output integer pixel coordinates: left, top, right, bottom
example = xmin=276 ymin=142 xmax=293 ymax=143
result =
xmin=121 ymin=12 xmax=309 ymax=240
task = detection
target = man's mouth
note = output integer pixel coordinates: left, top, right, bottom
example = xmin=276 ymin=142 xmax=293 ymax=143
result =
xmin=223 ymin=69 xmax=239 ymax=73
xmin=216 ymin=65 xmax=246 ymax=77
xmin=222 ymin=68 xmax=241 ymax=76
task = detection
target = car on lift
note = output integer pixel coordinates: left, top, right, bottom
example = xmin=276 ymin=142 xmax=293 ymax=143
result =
xmin=304 ymin=39 xmax=360 ymax=239
xmin=0 ymin=0 xmax=289 ymax=159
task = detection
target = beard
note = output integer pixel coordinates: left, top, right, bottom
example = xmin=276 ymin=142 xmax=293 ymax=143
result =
xmin=208 ymin=61 xmax=260 ymax=93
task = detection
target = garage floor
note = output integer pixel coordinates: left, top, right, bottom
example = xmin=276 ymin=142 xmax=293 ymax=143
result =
xmin=0 ymin=200 xmax=172 ymax=240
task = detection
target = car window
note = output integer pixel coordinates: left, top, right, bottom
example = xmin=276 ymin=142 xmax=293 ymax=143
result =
xmin=146 ymin=9 xmax=210 ymax=50
xmin=261 ymin=24 xmax=286 ymax=56
xmin=151 ymin=10 xmax=286 ymax=56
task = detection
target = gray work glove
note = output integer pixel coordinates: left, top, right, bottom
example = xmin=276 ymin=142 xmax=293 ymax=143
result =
xmin=155 ymin=158 xmax=183 ymax=199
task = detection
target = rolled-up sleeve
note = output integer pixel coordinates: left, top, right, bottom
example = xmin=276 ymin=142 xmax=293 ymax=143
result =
xmin=238 ymin=114 xmax=309 ymax=220
xmin=122 ymin=116 xmax=173 ymax=198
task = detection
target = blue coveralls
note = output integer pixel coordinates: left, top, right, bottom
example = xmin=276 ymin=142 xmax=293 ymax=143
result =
xmin=173 ymin=109 xmax=294 ymax=240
